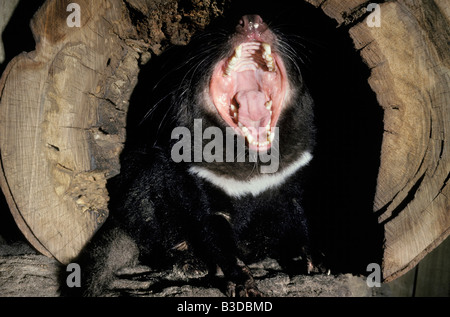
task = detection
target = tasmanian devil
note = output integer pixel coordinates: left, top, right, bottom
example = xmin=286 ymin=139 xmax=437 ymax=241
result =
xmin=68 ymin=14 xmax=324 ymax=297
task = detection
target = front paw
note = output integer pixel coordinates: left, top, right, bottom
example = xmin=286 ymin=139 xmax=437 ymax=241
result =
xmin=306 ymin=258 xmax=329 ymax=275
xmin=225 ymin=266 xmax=264 ymax=297
xmin=305 ymin=252 xmax=330 ymax=275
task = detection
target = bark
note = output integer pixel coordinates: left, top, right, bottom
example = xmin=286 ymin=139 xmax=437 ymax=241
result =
xmin=0 ymin=241 xmax=382 ymax=297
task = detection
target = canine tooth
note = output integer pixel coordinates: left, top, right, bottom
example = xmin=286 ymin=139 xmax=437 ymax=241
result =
xmin=262 ymin=43 xmax=271 ymax=54
xmin=235 ymin=44 xmax=243 ymax=58
xmin=266 ymin=124 xmax=271 ymax=131
xmin=246 ymin=134 xmax=254 ymax=143
xmin=262 ymin=43 xmax=275 ymax=72
xmin=269 ymin=132 xmax=275 ymax=142
xmin=230 ymin=58 xmax=238 ymax=67
xmin=230 ymin=104 xmax=236 ymax=112
xmin=224 ymin=45 xmax=243 ymax=76
xmin=265 ymin=100 xmax=272 ymax=110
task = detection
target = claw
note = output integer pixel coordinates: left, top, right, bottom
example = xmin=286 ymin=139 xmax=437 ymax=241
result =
xmin=226 ymin=280 xmax=264 ymax=297
xmin=225 ymin=265 xmax=264 ymax=297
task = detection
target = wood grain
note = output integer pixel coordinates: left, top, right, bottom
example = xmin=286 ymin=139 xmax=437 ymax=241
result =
xmin=307 ymin=0 xmax=449 ymax=282
xmin=0 ymin=0 xmax=141 ymax=263
xmin=0 ymin=0 xmax=448 ymax=283
xmin=348 ymin=0 xmax=450 ymax=282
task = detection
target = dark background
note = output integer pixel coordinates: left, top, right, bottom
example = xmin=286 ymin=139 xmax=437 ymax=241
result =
xmin=218 ymin=0 xmax=385 ymax=275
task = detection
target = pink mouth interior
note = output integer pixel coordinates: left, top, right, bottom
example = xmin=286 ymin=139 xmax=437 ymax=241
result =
xmin=209 ymin=41 xmax=288 ymax=151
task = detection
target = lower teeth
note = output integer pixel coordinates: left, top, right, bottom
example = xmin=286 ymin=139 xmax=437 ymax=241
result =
xmin=231 ymin=103 xmax=274 ymax=148
xmin=243 ymin=130 xmax=274 ymax=148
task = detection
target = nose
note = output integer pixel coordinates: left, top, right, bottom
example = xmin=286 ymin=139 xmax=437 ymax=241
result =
xmin=237 ymin=15 xmax=268 ymax=37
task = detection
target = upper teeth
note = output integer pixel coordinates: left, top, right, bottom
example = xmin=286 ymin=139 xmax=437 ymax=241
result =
xmin=261 ymin=43 xmax=275 ymax=72
xmin=224 ymin=42 xmax=276 ymax=76
xmin=224 ymin=45 xmax=243 ymax=76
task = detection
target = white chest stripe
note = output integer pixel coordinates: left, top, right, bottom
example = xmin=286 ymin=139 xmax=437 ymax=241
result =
xmin=188 ymin=151 xmax=313 ymax=198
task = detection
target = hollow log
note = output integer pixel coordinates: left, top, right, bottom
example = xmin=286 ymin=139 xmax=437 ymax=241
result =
xmin=342 ymin=0 xmax=449 ymax=282
xmin=0 ymin=0 xmax=449 ymax=284
xmin=0 ymin=0 xmax=225 ymax=264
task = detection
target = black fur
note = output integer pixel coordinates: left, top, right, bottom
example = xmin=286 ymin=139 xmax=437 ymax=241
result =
xmin=62 ymin=15 xmax=323 ymax=297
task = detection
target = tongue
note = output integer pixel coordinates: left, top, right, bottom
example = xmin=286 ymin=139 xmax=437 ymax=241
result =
xmin=235 ymin=90 xmax=271 ymax=131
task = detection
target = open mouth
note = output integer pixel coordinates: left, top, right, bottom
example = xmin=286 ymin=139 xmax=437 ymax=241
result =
xmin=210 ymin=40 xmax=288 ymax=151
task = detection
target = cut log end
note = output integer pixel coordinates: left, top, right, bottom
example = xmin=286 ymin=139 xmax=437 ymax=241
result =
xmin=0 ymin=0 xmax=449 ymax=283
